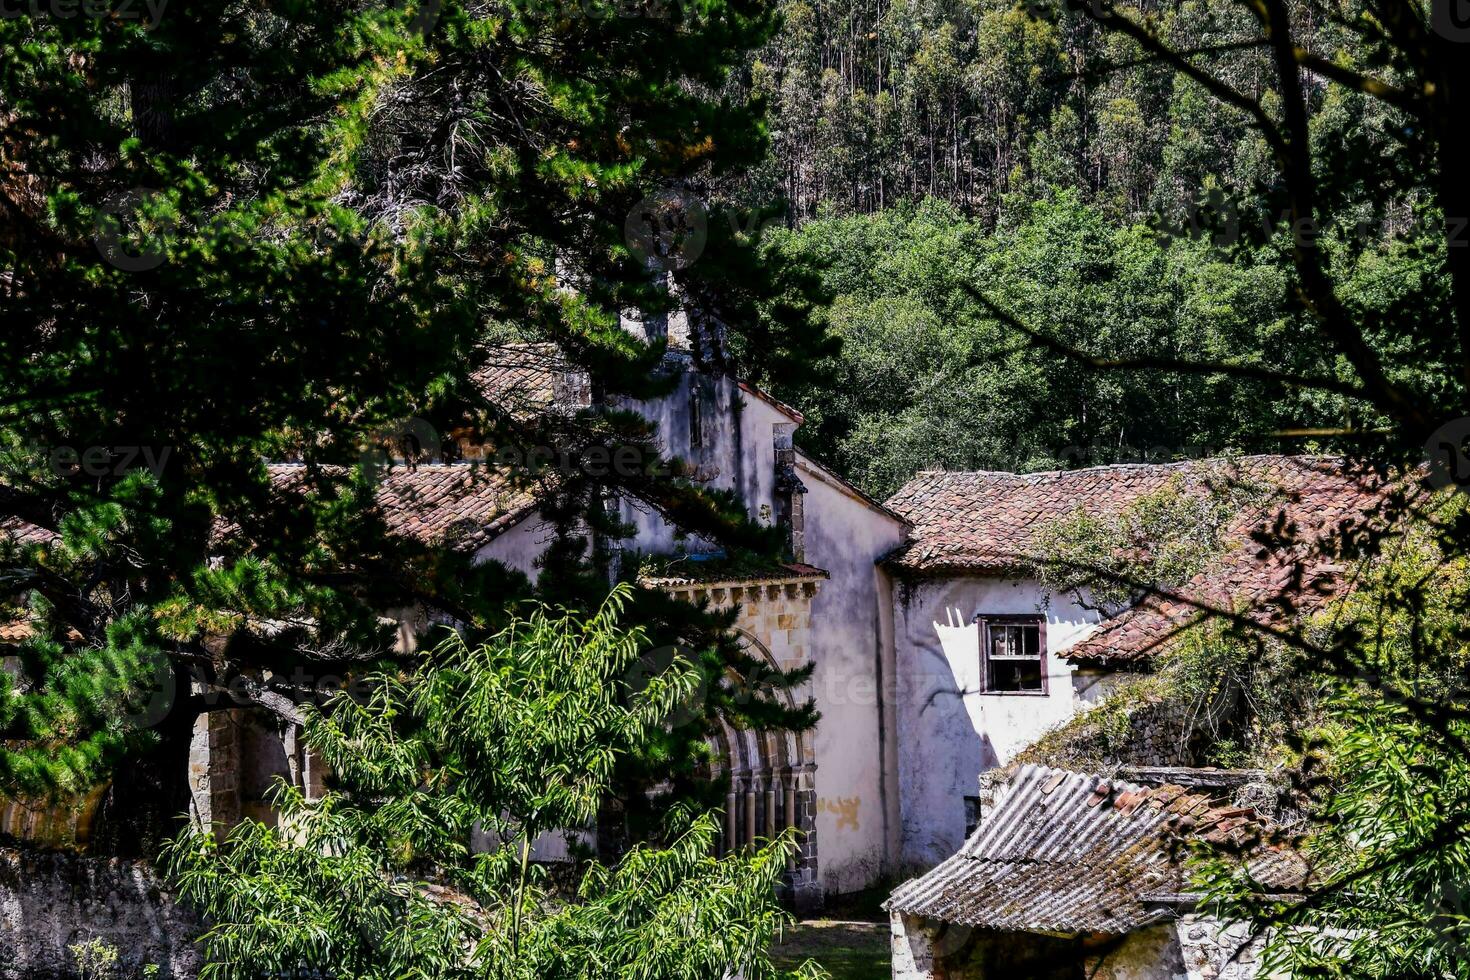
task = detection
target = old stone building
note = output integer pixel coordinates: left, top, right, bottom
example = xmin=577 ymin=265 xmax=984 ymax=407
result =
xmin=877 ymin=457 xmax=1382 ymax=869
xmin=0 ymin=330 xmax=1391 ymax=974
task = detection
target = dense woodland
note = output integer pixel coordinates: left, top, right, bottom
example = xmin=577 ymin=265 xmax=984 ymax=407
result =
xmin=730 ymin=0 xmax=1436 ymax=495
xmin=740 ymin=0 xmax=1401 ymax=225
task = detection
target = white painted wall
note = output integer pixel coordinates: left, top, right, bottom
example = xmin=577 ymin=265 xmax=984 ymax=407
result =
xmin=797 ymin=455 xmax=909 ymax=894
xmin=891 ymin=576 xmax=1104 ymax=868
xmin=480 ymin=353 xmax=792 ymax=573
xmin=476 ymin=509 xmax=556 ymax=582
xmin=475 ymin=359 xmax=919 ymax=895
xmin=611 ymin=355 xmax=788 ymax=556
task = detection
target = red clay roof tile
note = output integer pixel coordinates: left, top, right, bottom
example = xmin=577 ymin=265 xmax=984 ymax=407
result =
xmin=884 ymin=455 xmax=1392 ymax=663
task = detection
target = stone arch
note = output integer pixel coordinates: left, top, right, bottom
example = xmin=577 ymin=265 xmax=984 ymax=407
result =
xmin=703 ymin=630 xmax=819 ymax=905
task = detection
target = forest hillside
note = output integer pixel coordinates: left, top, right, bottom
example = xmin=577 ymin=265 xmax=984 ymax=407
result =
xmin=730 ymin=0 xmax=1433 ymax=495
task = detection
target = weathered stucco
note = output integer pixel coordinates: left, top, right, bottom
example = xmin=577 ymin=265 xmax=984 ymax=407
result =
xmin=479 ymin=360 xmax=913 ymax=897
xmin=610 ymin=355 xmax=787 ymax=556
xmin=797 ymin=456 xmax=908 ymax=893
xmin=476 ymin=509 xmax=557 ymax=582
xmin=891 ymin=576 xmax=1103 ymax=868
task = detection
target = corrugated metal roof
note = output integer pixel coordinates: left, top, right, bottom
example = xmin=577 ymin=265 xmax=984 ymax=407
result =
xmin=885 ymin=765 xmax=1308 ymax=935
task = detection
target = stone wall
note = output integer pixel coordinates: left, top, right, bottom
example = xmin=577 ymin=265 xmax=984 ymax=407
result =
xmin=1012 ymin=669 xmax=1241 ymax=774
xmin=1174 ymin=913 xmax=1272 ymax=980
xmin=0 ymin=847 xmax=200 ymax=979
xmin=670 ymin=576 xmax=825 ymax=910
xmin=889 ymin=911 xmax=1092 ymax=979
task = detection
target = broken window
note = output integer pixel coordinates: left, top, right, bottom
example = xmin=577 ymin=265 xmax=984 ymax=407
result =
xmin=978 ymin=617 xmax=1046 ymax=693
xmin=963 ymin=795 xmax=981 ymax=837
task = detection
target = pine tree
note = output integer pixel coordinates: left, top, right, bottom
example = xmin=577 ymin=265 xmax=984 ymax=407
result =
xmin=0 ymin=0 xmax=827 ymax=858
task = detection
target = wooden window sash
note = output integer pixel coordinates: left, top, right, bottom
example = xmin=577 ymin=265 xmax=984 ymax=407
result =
xmin=976 ymin=614 xmax=1048 ymax=695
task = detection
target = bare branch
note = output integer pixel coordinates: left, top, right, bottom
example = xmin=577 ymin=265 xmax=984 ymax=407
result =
xmin=1292 ymin=47 xmax=1423 ymax=112
xmin=961 ymin=282 xmax=1371 ymax=401
xmin=214 ymin=675 xmax=307 ymax=727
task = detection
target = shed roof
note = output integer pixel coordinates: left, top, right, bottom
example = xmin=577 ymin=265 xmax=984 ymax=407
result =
xmin=885 ymin=764 xmax=1309 ymax=935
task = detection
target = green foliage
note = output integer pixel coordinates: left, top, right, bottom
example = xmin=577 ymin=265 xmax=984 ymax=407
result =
xmin=735 ymin=0 xmax=1389 ymax=227
xmin=165 ymin=589 xmax=820 ymax=980
xmin=1012 ymin=669 xmax=1173 ymax=771
xmin=1016 ymin=619 xmax=1307 ymax=772
xmin=0 ymin=0 xmax=824 ymax=847
xmin=1030 ymin=464 xmax=1276 ymax=610
xmin=68 ymin=939 xmax=120 ymax=980
xmin=1196 ymin=510 xmax=1470 ymax=979
xmin=767 ymin=194 xmax=1343 ymax=498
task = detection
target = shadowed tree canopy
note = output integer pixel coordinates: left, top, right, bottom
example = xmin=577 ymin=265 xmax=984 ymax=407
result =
xmin=0 ymin=0 xmax=828 ymax=857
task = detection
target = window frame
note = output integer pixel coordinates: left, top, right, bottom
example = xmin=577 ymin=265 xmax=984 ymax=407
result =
xmin=963 ymin=795 xmax=982 ymax=838
xmin=976 ymin=614 xmax=1049 ymax=696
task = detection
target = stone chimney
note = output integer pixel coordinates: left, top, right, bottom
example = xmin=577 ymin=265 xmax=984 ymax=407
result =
xmin=619 ymin=271 xmax=691 ymax=351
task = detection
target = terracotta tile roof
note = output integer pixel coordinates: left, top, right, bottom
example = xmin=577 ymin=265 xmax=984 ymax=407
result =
xmin=265 ymin=463 xmax=540 ymax=553
xmin=0 ymin=515 xmax=56 ymax=548
xmin=883 ymin=456 xmax=1389 ymax=663
xmin=884 ymin=455 xmax=1360 ymax=575
xmin=472 ymin=342 xmax=801 ymax=429
xmin=885 ymin=764 xmax=1309 ymax=934
xmin=0 ymin=619 xmax=34 ymax=643
xmin=471 ymin=343 xmax=586 ymax=420
xmin=1061 ymin=459 xmax=1390 ymax=664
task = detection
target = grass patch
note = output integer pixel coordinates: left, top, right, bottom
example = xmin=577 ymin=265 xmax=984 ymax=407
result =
xmin=773 ymin=920 xmax=889 ymax=980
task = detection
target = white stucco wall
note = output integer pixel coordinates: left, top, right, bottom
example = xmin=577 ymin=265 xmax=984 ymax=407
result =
xmin=475 ymin=510 xmax=557 ymax=581
xmin=891 ymin=576 xmax=1104 ymax=868
xmin=612 ymin=356 xmax=789 ymax=555
xmin=480 ymin=354 xmax=793 ymax=571
xmin=797 ymin=455 xmax=909 ymax=894
xmin=473 ymin=360 xmax=919 ymax=893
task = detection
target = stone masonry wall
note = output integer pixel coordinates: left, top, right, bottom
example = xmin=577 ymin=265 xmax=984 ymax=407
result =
xmin=0 ymin=847 xmax=200 ymax=979
xmin=1174 ymin=913 xmax=1272 ymax=980
xmin=1012 ymin=671 xmax=1241 ymax=774
xmin=665 ymin=577 xmax=824 ymax=909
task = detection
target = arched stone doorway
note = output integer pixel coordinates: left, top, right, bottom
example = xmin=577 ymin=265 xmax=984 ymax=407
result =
xmin=679 ymin=593 xmax=822 ymax=911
